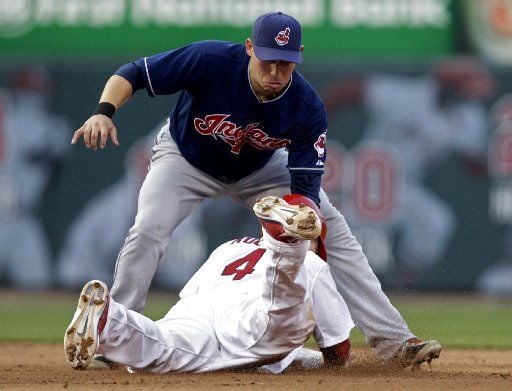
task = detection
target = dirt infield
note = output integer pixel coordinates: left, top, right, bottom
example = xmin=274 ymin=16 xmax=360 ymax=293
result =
xmin=1 ymin=343 xmax=510 ymax=390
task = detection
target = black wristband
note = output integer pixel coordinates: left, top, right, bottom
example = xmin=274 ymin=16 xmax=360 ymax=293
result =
xmin=93 ymin=102 xmax=116 ymax=118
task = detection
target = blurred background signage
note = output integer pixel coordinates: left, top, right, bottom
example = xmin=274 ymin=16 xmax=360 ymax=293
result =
xmin=0 ymin=0 xmax=455 ymax=57
xmin=465 ymin=0 xmax=512 ymax=66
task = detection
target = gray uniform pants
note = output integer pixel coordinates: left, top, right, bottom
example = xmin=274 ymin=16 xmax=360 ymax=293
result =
xmin=111 ymin=129 xmax=414 ymax=358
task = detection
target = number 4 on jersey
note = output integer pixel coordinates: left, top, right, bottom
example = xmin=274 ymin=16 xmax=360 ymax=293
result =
xmin=222 ymin=248 xmax=266 ymax=280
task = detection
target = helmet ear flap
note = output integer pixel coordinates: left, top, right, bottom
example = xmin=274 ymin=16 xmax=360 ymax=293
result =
xmin=282 ymin=194 xmax=328 ymax=261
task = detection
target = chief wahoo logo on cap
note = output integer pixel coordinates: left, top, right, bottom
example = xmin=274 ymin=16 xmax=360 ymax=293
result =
xmin=275 ymin=27 xmax=291 ymax=46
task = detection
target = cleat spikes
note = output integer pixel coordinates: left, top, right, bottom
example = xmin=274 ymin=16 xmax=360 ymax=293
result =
xmin=64 ymin=280 xmax=110 ymax=370
xmin=253 ymin=196 xmax=321 ymax=242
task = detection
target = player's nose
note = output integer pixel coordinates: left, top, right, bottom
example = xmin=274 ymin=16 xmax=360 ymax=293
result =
xmin=269 ymin=62 xmax=278 ymax=76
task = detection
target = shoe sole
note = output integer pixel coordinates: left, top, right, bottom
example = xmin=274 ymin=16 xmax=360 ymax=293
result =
xmin=253 ymin=196 xmax=321 ymax=240
xmin=413 ymin=340 xmax=442 ymax=366
xmin=64 ymin=280 xmax=109 ymax=370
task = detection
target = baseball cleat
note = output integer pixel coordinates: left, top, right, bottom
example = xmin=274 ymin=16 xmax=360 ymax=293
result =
xmin=253 ymin=196 xmax=321 ymax=242
xmin=64 ymin=280 xmax=109 ymax=370
xmin=395 ymin=338 xmax=442 ymax=368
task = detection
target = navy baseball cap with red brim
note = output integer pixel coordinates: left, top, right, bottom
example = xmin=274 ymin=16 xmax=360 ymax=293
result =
xmin=252 ymin=12 xmax=303 ymax=64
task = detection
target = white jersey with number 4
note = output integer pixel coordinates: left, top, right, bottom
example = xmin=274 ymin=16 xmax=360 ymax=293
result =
xmin=98 ymin=232 xmax=354 ymax=373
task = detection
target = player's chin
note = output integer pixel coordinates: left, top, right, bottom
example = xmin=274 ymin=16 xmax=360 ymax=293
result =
xmin=263 ymin=85 xmax=285 ymax=98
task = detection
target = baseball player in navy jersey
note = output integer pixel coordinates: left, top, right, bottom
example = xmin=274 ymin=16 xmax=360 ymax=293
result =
xmin=71 ymin=11 xmax=440 ymax=367
xmin=65 ymin=195 xmax=353 ymax=373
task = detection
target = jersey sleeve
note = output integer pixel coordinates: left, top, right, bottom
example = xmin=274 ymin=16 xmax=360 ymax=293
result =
xmin=114 ymin=62 xmax=145 ymax=92
xmin=135 ymin=41 xmax=206 ymax=97
xmin=287 ymin=108 xmax=328 ymax=204
xmin=289 ymin=173 xmax=322 ymax=205
xmin=310 ymin=263 xmax=354 ymax=348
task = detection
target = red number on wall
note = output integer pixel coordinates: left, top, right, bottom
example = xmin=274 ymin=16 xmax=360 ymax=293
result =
xmin=353 ymin=147 xmax=397 ymax=221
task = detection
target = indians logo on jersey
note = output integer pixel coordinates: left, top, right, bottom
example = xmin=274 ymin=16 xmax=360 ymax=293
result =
xmin=275 ymin=27 xmax=291 ymax=46
xmin=194 ymin=114 xmax=291 ymax=154
xmin=314 ymin=133 xmax=326 ymax=158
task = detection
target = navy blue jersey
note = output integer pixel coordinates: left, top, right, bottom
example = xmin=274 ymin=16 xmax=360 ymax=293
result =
xmin=117 ymin=41 xmax=327 ymax=202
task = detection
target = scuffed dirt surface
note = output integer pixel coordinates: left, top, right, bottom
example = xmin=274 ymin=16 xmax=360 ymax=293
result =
xmin=1 ymin=343 xmax=511 ymax=390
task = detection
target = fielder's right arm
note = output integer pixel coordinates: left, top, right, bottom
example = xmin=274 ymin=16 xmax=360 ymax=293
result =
xmin=72 ymin=75 xmax=133 ymax=150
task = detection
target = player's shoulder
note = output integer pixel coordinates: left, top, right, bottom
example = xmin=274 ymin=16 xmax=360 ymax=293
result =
xmin=288 ymin=70 xmax=325 ymax=109
xmin=212 ymin=236 xmax=263 ymax=252
xmin=197 ymin=40 xmax=247 ymax=63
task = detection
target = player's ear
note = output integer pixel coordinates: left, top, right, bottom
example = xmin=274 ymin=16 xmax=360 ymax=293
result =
xmin=246 ymin=39 xmax=254 ymax=57
xmin=300 ymin=44 xmax=304 ymax=53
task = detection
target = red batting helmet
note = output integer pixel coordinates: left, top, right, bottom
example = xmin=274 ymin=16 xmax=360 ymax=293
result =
xmin=283 ymin=194 xmax=327 ymax=261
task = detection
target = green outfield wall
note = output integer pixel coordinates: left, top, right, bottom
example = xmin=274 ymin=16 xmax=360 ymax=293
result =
xmin=0 ymin=0 xmax=456 ymax=57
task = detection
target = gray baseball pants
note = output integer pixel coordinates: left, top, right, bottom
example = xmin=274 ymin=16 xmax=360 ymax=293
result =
xmin=111 ymin=129 xmax=414 ymax=358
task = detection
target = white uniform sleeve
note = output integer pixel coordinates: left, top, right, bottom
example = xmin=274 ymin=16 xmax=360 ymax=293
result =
xmin=310 ymin=262 xmax=354 ymax=348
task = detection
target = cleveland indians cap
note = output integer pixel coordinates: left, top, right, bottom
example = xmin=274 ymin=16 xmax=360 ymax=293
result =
xmin=251 ymin=11 xmax=303 ymax=64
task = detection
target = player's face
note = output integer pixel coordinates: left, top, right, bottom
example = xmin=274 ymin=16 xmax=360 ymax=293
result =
xmin=246 ymin=39 xmax=297 ymax=101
